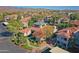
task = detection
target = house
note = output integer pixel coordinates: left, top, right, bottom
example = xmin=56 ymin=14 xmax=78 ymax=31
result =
xmin=54 ymin=15 xmax=70 ymax=25
xmin=20 ymin=28 xmax=31 ymax=36
xmin=44 ymin=16 xmax=52 ymax=23
xmin=30 ymin=22 xmax=48 ymax=41
xmin=55 ymin=18 xmax=69 ymax=25
xmin=53 ymin=26 xmax=57 ymax=33
xmin=31 ymin=26 xmax=41 ymax=32
xmin=70 ymin=20 xmax=79 ymax=27
xmin=20 ymin=16 xmax=32 ymax=27
xmin=73 ymin=28 xmax=79 ymax=48
xmin=37 ymin=19 xmax=44 ymax=22
xmin=11 ymin=14 xmax=18 ymax=19
xmin=31 ymin=22 xmax=47 ymax=32
xmin=33 ymin=22 xmax=47 ymax=28
xmin=32 ymin=29 xmax=46 ymax=41
xmin=4 ymin=15 xmax=10 ymax=21
xmin=32 ymin=25 xmax=57 ymax=42
xmin=54 ymin=18 xmax=62 ymax=25
xmin=63 ymin=15 xmax=70 ymax=23
xmin=4 ymin=14 xmax=18 ymax=21
xmin=56 ymin=27 xmax=77 ymax=49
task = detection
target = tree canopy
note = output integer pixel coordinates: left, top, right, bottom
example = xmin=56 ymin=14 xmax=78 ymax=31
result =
xmin=7 ymin=19 xmax=23 ymax=33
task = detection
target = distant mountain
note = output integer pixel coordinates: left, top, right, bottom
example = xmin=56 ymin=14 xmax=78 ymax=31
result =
xmin=0 ymin=6 xmax=50 ymax=12
xmin=0 ymin=6 xmax=79 ymax=13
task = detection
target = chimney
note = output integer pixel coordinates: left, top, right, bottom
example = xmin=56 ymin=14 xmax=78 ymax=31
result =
xmin=67 ymin=30 xmax=70 ymax=34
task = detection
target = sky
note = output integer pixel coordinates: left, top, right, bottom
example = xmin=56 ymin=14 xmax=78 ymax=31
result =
xmin=16 ymin=6 xmax=79 ymax=10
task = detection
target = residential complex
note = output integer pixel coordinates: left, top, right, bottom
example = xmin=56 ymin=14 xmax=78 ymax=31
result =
xmin=0 ymin=6 xmax=79 ymax=53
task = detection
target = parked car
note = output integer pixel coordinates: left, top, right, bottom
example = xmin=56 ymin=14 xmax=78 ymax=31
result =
xmin=2 ymin=22 xmax=9 ymax=26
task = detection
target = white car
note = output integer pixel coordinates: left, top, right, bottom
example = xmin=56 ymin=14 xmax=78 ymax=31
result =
xmin=2 ymin=22 xmax=9 ymax=26
xmin=53 ymin=26 xmax=57 ymax=33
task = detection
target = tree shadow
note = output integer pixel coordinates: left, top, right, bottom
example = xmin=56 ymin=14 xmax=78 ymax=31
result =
xmin=0 ymin=31 xmax=13 ymax=37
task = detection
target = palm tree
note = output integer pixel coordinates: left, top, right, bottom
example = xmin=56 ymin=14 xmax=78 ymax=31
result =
xmin=7 ymin=19 xmax=23 ymax=44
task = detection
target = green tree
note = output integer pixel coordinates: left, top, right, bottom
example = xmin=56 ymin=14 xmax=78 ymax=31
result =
xmin=28 ymin=17 xmax=36 ymax=27
xmin=0 ymin=13 xmax=4 ymax=22
xmin=70 ymin=13 xmax=79 ymax=20
xmin=14 ymin=32 xmax=28 ymax=45
xmin=7 ymin=19 xmax=23 ymax=44
xmin=58 ymin=23 xmax=72 ymax=29
xmin=7 ymin=19 xmax=23 ymax=33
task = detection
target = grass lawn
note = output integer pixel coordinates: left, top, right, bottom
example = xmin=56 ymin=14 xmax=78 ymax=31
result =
xmin=22 ymin=44 xmax=32 ymax=50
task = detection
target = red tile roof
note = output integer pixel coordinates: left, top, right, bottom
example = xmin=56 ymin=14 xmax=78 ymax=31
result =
xmin=57 ymin=27 xmax=78 ymax=39
xmin=31 ymin=26 xmax=41 ymax=31
xmin=20 ymin=28 xmax=31 ymax=34
xmin=20 ymin=16 xmax=31 ymax=24
xmin=32 ymin=29 xmax=45 ymax=38
xmin=70 ymin=20 xmax=79 ymax=26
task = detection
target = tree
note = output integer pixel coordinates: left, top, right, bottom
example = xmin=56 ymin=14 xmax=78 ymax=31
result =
xmin=14 ymin=32 xmax=28 ymax=45
xmin=70 ymin=13 xmax=79 ymax=20
xmin=0 ymin=13 xmax=4 ymax=22
xmin=7 ymin=19 xmax=24 ymax=44
xmin=58 ymin=23 xmax=72 ymax=29
xmin=28 ymin=17 xmax=36 ymax=27
xmin=7 ymin=19 xmax=23 ymax=33
xmin=33 ymin=25 xmax=54 ymax=41
xmin=41 ymin=25 xmax=54 ymax=39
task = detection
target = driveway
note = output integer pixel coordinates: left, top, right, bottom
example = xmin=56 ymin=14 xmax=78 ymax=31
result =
xmin=0 ymin=22 xmax=27 ymax=53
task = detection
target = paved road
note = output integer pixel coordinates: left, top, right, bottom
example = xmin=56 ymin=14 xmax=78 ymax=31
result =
xmin=0 ymin=22 xmax=27 ymax=53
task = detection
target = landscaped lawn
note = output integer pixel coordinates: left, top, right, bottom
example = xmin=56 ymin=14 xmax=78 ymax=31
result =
xmin=22 ymin=44 xmax=32 ymax=50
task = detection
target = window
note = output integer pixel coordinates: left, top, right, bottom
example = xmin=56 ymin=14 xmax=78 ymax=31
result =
xmin=57 ymin=41 xmax=60 ymax=44
xmin=64 ymin=38 xmax=67 ymax=41
xmin=35 ymin=25 xmax=39 ymax=27
xmin=75 ymin=44 xmax=79 ymax=47
xmin=63 ymin=43 xmax=66 ymax=47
